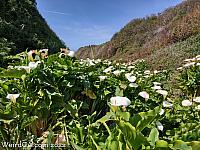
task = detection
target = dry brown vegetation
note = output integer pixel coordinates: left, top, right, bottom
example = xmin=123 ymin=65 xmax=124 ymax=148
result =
xmin=76 ymin=0 xmax=200 ymax=70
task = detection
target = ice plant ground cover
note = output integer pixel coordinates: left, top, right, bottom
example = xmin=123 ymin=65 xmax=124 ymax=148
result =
xmin=0 ymin=52 xmax=200 ymax=149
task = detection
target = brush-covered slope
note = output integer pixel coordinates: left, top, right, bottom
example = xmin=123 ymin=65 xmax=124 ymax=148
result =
xmin=76 ymin=0 xmax=200 ymax=69
xmin=0 ymin=0 xmax=65 ymax=54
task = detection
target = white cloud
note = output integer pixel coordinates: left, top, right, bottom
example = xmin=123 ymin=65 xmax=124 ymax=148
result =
xmin=45 ymin=10 xmax=72 ymax=16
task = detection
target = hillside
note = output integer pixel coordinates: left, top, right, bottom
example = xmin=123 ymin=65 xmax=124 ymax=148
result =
xmin=0 ymin=0 xmax=65 ymax=54
xmin=76 ymin=0 xmax=200 ymax=70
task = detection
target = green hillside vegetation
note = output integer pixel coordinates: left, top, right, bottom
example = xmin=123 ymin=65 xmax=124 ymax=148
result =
xmin=76 ymin=0 xmax=200 ymax=70
xmin=0 ymin=0 xmax=65 ymax=55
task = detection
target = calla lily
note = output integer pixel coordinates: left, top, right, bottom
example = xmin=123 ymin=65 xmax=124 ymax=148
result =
xmin=177 ymin=67 xmax=183 ymax=70
xmin=151 ymin=85 xmax=162 ymax=90
xmin=159 ymin=109 xmax=165 ymax=115
xmin=144 ymin=70 xmax=150 ymax=74
xmin=103 ymin=66 xmax=113 ymax=73
xmin=163 ymin=101 xmax=173 ymax=107
xmin=125 ymin=73 xmax=136 ymax=82
xmin=182 ymin=100 xmax=192 ymax=107
xmin=113 ymin=70 xmax=121 ymax=76
xmin=29 ymin=61 xmax=41 ymax=69
xmin=139 ymin=91 xmax=149 ymax=99
xmin=195 ymin=105 xmax=200 ymax=110
xmin=156 ymin=121 xmax=164 ymax=131
xmin=193 ymin=97 xmax=200 ymax=103
xmin=99 ymin=76 xmax=107 ymax=81
xmin=6 ymin=94 xmax=20 ymax=103
xmin=17 ymin=66 xmax=31 ymax=73
xmin=153 ymin=82 xmax=161 ymax=85
xmin=129 ymin=83 xmax=138 ymax=88
xmin=183 ymin=62 xmax=195 ymax=67
xmin=110 ymin=96 xmax=131 ymax=107
xmin=156 ymin=90 xmax=168 ymax=97
xmin=67 ymin=51 xmax=75 ymax=57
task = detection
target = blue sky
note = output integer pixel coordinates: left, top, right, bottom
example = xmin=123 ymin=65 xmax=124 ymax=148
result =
xmin=36 ymin=0 xmax=183 ymax=50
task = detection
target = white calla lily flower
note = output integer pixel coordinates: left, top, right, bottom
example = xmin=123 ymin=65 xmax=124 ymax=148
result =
xmin=113 ymin=70 xmax=121 ymax=76
xmin=195 ymin=105 xmax=200 ymax=110
xmin=153 ymin=82 xmax=162 ymax=85
xmin=151 ymin=85 xmax=162 ymax=90
xmin=103 ymin=66 xmax=113 ymax=73
xmin=156 ymin=90 xmax=168 ymax=97
xmin=163 ymin=101 xmax=173 ymax=107
xmin=129 ymin=83 xmax=138 ymax=88
xmin=181 ymin=100 xmax=192 ymax=107
xmin=144 ymin=70 xmax=150 ymax=74
xmin=159 ymin=109 xmax=165 ymax=115
xmin=156 ymin=121 xmax=164 ymax=131
xmin=6 ymin=94 xmax=20 ymax=103
xmin=67 ymin=51 xmax=75 ymax=57
xmin=193 ymin=97 xmax=200 ymax=103
xmin=99 ymin=76 xmax=107 ymax=81
xmin=110 ymin=96 xmax=131 ymax=107
xmin=125 ymin=73 xmax=136 ymax=82
xmin=29 ymin=61 xmax=41 ymax=69
xmin=139 ymin=91 xmax=149 ymax=99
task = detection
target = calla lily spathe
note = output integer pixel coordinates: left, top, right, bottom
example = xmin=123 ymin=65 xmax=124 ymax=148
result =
xmin=163 ymin=101 xmax=173 ymax=107
xmin=6 ymin=94 xmax=20 ymax=103
xmin=110 ymin=96 xmax=131 ymax=107
xmin=125 ymin=73 xmax=136 ymax=82
xmin=182 ymin=100 xmax=192 ymax=107
xmin=139 ymin=91 xmax=149 ymax=99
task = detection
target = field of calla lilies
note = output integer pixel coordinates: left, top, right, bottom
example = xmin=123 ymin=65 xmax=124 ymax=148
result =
xmin=0 ymin=49 xmax=200 ymax=149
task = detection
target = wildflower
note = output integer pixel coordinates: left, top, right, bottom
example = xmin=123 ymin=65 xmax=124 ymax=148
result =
xmin=6 ymin=94 xmax=20 ymax=103
xmin=193 ymin=97 xmax=200 ymax=103
xmin=128 ymin=66 xmax=135 ymax=71
xmin=17 ymin=66 xmax=31 ymax=73
xmin=156 ymin=90 xmax=168 ymax=97
xmin=144 ymin=70 xmax=150 ymax=74
xmin=163 ymin=101 xmax=173 ymax=107
xmin=39 ymin=49 xmax=48 ymax=59
xmin=29 ymin=61 xmax=41 ymax=70
xmin=67 ymin=51 xmax=75 ymax=57
xmin=182 ymin=100 xmax=192 ymax=107
xmin=159 ymin=109 xmax=165 ymax=115
xmin=125 ymin=73 xmax=136 ymax=82
xmin=151 ymin=85 xmax=162 ymax=90
xmin=59 ymin=53 xmax=66 ymax=58
xmin=153 ymin=82 xmax=161 ymax=85
xmin=139 ymin=91 xmax=149 ymax=99
xmin=129 ymin=83 xmax=138 ymax=88
xmin=177 ymin=67 xmax=183 ymax=70
xmin=99 ymin=76 xmax=107 ymax=81
xmin=113 ymin=70 xmax=121 ymax=76
xmin=156 ymin=121 xmax=164 ymax=131
xmin=28 ymin=50 xmax=38 ymax=61
xmin=103 ymin=66 xmax=113 ymax=73
xmin=195 ymin=105 xmax=200 ymax=110
xmin=60 ymin=48 xmax=68 ymax=54
xmin=110 ymin=96 xmax=131 ymax=107
xmin=183 ymin=62 xmax=195 ymax=67
xmin=154 ymin=70 xmax=159 ymax=74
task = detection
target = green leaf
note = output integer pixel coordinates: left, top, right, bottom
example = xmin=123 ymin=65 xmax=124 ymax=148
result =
xmin=148 ymin=128 xmax=159 ymax=146
xmin=71 ymin=142 xmax=86 ymax=150
xmin=156 ymin=140 xmax=169 ymax=148
xmin=173 ymin=140 xmax=192 ymax=150
xmin=131 ymin=106 xmax=161 ymax=132
xmin=115 ymin=86 xmax=123 ymax=96
xmin=0 ymin=69 xmax=26 ymax=78
xmin=21 ymin=116 xmax=38 ymax=129
xmin=86 ymin=90 xmax=97 ymax=99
